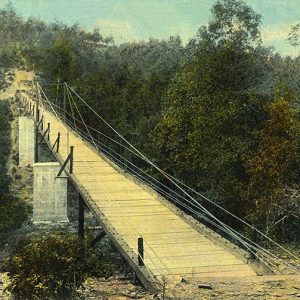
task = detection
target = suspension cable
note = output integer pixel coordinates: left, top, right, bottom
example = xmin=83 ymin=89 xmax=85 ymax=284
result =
xmin=32 ymin=83 xmax=300 ymax=273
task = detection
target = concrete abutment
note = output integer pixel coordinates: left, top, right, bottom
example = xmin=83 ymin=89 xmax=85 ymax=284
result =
xmin=18 ymin=117 xmax=69 ymax=223
xmin=33 ymin=162 xmax=69 ymax=223
xmin=18 ymin=116 xmax=35 ymax=166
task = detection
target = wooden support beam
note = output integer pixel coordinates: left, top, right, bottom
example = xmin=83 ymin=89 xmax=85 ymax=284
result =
xmin=37 ymin=115 xmax=43 ymax=131
xmin=41 ymin=115 xmax=43 ymax=131
xmin=39 ymin=124 xmax=50 ymax=143
xmin=57 ymin=146 xmax=74 ymax=176
xmin=138 ymin=237 xmax=144 ymax=266
xmin=69 ymin=146 xmax=74 ymax=174
xmin=51 ymin=132 xmax=60 ymax=153
xmin=78 ymin=194 xmax=85 ymax=239
xmin=47 ymin=122 xmax=50 ymax=141
xmin=63 ymin=83 xmax=66 ymax=118
xmin=90 ymin=230 xmax=106 ymax=247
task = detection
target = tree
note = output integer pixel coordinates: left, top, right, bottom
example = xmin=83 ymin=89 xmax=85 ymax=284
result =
xmin=153 ymin=0 xmax=268 ymax=220
xmin=39 ymin=32 xmax=78 ymax=83
xmin=72 ymin=37 xmax=184 ymax=158
xmin=288 ymin=23 xmax=300 ymax=47
xmin=245 ymin=83 xmax=300 ymax=231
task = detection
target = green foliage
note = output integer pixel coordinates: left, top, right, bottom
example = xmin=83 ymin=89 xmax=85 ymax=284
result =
xmin=203 ymin=0 xmax=261 ymax=47
xmin=42 ymin=33 xmax=78 ymax=82
xmin=245 ymin=84 xmax=300 ymax=237
xmin=247 ymin=84 xmax=300 ymax=192
xmin=151 ymin=1 xmax=300 ymax=240
xmin=0 ymin=101 xmax=30 ymax=239
xmin=70 ymin=36 xmax=184 ymax=155
xmin=0 ymin=0 xmax=299 ymax=241
xmin=288 ymin=23 xmax=300 ymax=47
xmin=153 ymin=0 xmax=268 ymax=221
xmin=0 ymin=8 xmax=24 ymax=67
xmin=4 ymin=234 xmax=111 ymax=299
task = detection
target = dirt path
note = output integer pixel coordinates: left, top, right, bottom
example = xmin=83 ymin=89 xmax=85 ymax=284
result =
xmin=0 ymin=70 xmax=33 ymax=100
xmin=76 ymin=273 xmax=300 ymax=299
xmin=167 ymin=274 xmax=300 ymax=299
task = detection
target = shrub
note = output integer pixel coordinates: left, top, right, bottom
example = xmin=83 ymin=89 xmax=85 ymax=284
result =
xmin=13 ymin=173 xmax=22 ymax=180
xmin=0 ymin=195 xmax=31 ymax=240
xmin=4 ymin=234 xmax=111 ymax=299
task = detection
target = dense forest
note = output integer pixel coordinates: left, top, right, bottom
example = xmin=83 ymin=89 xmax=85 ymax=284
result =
xmin=0 ymin=0 xmax=299 ymax=243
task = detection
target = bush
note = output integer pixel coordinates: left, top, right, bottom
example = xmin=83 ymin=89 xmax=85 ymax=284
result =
xmin=4 ymin=234 xmax=111 ymax=299
xmin=13 ymin=173 xmax=22 ymax=180
xmin=0 ymin=195 xmax=31 ymax=240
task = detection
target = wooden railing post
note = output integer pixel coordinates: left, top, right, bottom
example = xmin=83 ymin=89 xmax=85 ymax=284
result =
xmin=69 ymin=146 xmax=74 ymax=174
xmin=34 ymin=81 xmax=39 ymax=163
xmin=56 ymin=132 xmax=60 ymax=153
xmin=40 ymin=115 xmax=44 ymax=131
xmin=47 ymin=123 xmax=50 ymax=141
xmin=51 ymin=132 xmax=60 ymax=153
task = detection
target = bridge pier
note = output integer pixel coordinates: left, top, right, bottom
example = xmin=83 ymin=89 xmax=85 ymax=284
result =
xmin=33 ymin=162 xmax=69 ymax=223
xmin=18 ymin=117 xmax=35 ymax=167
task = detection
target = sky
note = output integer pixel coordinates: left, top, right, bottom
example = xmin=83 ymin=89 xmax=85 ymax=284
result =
xmin=0 ymin=0 xmax=299 ymax=56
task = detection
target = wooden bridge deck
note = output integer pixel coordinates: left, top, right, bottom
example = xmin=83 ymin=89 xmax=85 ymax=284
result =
xmin=21 ymin=91 xmax=256 ymax=291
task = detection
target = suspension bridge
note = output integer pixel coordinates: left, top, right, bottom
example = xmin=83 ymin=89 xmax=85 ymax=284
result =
xmin=16 ymin=75 xmax=299 ymax=292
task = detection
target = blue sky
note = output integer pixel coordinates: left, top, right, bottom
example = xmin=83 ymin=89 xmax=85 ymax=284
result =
xmin=1 ymin=0 xmax=299 ymax=56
